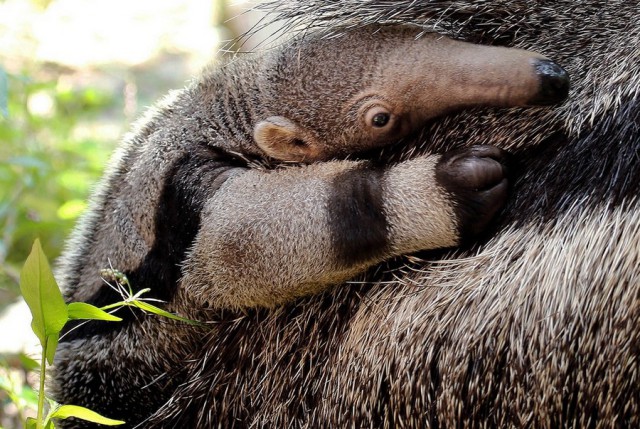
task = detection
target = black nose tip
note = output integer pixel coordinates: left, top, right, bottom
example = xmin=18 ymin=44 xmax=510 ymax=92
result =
xmin=528 ymin=59 xmax=570 ymax=106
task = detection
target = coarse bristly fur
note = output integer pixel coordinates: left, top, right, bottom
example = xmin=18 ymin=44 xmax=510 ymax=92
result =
xmin=52 ymin=0 xmax=638 ymax=428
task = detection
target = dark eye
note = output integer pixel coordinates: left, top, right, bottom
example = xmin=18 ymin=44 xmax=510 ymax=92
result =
xmin=371 ymin=112 xmax=390 ymax=127
xmin=362 ymin=103 xmax=395 ymax=131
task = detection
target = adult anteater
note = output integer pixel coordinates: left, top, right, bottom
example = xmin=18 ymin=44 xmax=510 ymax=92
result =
xmin=52 ymin=1 xmax=639 ymax=428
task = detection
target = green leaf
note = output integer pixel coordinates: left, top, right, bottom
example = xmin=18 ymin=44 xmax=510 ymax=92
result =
xmin=46 ymin=334 xmax=59 ymax=366
xmin=19 ymin=239 xmax=68 ymax=364
xmin=25 ymin=417 xmax=38 ymax=429
xmin=17 ymin=385 xmax=39 ymax=407
xmin=132 ymin=301 xmax=202 ymax=326
xmin=67 ymin=302 xmax=122 ymax=322
xmin=56 ymin=199 xmax=87 ymax=220
xmin=19 ymin=353 xmax=40 ymax=372
xmin=50 ymin=405 xmax=125 ymax=425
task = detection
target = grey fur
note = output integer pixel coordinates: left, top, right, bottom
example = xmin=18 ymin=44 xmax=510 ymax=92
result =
xmin=48 ymin=22 xmax=567 ymax=428
xmin=146 ymin=1 xmax=639 ymax=427
xmin=50 ymin=0 xmax=639 ymax=427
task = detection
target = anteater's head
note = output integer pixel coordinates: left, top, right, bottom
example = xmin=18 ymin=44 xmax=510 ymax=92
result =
xmin=253 ymin=25 xmax=569 ymax=162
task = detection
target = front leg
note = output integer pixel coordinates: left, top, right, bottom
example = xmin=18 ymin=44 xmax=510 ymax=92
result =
xmin=181 ymin=145 xmax=507 ymax=310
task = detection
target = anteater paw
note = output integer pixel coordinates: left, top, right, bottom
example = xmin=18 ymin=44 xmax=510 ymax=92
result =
xmin=436 ymin=145 xmax=509 ymax=240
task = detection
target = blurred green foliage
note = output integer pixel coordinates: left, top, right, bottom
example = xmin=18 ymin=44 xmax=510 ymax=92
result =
xmin=0 ymin=64 xmax=116 ymax=305
xmin=0 ymin=352 xmax=39 ymax=425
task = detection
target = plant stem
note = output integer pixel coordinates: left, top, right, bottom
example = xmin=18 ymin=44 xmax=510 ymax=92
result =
xmin=36 ymin=350 xmax=46 ymax=429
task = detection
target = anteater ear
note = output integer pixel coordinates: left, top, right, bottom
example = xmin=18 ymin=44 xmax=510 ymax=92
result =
xmin=253 ymin=116 xmax=322 ymax=162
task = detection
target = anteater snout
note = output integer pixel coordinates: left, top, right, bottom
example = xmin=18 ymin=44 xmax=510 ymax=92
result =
xmin=528 ymin=59 xmax=570 ymax=106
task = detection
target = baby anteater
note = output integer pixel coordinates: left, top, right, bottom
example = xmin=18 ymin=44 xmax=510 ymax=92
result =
xmin=251 ymin=26 xmax=569 ymax=162
xmin=51 ymin=25 xmax=568 ymax=427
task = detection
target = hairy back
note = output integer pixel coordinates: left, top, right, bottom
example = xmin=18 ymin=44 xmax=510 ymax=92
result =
xmin=146 ymin=1 xmax=640 ymax=427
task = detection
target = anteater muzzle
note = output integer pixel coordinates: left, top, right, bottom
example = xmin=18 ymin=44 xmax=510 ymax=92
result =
xmin=371 ymin=31 xmax=571 ymax=125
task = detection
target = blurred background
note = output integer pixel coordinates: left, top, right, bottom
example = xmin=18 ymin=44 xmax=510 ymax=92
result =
xmin=0 ymin=0 xmax=269 ymax=425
